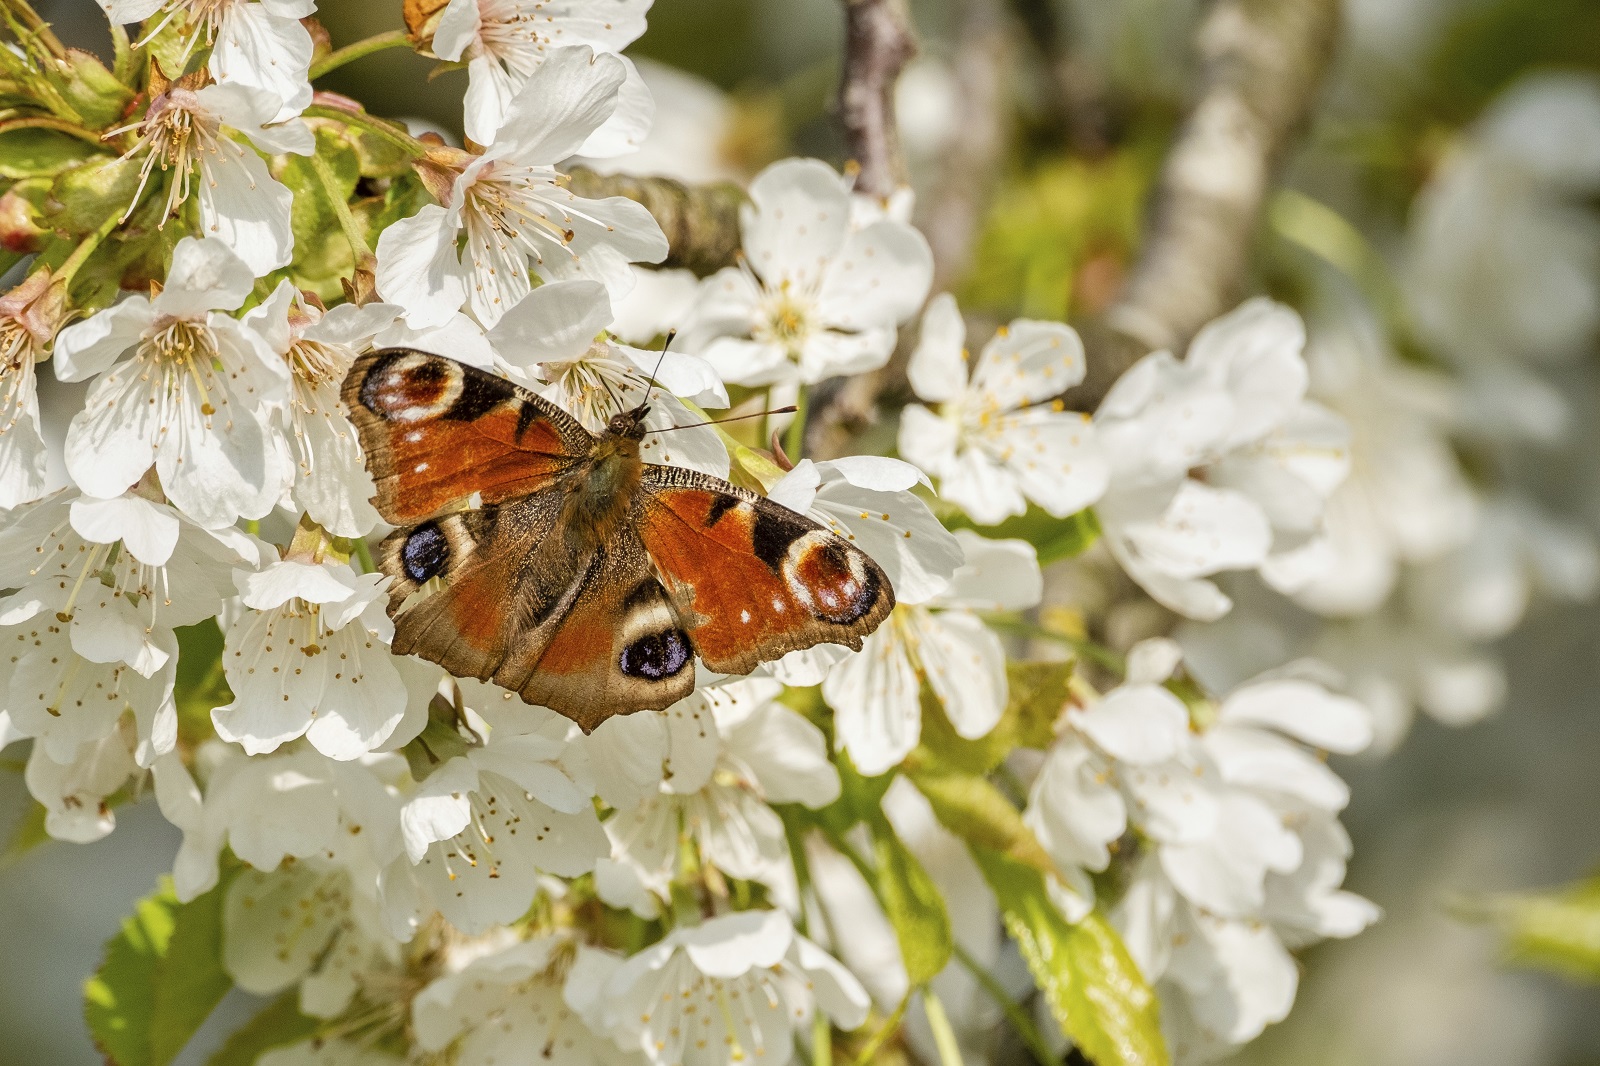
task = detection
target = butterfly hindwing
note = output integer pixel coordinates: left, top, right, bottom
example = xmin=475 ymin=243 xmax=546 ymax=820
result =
xmin=504 ymin=527 xmax=698 ymax=733
xmin=376 ymin=475 xmax=696 ymax=734
xmin=378 ymin=492 xmax=591 ymax=687
xmin=342 ymin=349 xmax=595 ymax=525
xmin=634 ymin=465 xmax=895 ymax=676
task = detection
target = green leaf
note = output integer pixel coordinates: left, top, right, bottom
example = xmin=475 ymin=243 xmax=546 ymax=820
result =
xmin=904 ymin=754 xmax=1055 ymax=873
xmin=869 ymin=812 xmax=954 ymax=985
xmin=0 ymin=125 xmax=100 ymax=179
xmin=1481 ymin=876 xmax=1600 ymax=982
xmin=919 ymin=661 xmax=1071 ymax=775
xmin=47 ymin=154 xmax=142 ymax=231
xmin=278 ymin=127 xmax=363 ymax=298
xmin=204 ymin=992 xmax=320 ymax=1066
xmin=974 ymin=850 xmax=1167 ymax=1066
xmin=2 ymin=800 xmax=49 ymax=864
xmin=85 ymin=875 xmax=236 ymax=1066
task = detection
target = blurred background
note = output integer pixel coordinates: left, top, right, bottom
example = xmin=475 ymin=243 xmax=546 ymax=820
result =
xmin=4 ymin=0 xmax=1600 ymax=1062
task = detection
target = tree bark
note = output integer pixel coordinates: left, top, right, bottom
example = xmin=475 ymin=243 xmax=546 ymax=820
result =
xmin=1065 ymin=0 xmax=1343 ymax=410
xmin=838 ymin=0 xmax=917 ymax=200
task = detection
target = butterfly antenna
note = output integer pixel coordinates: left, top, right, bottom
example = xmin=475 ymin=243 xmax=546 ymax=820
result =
xmin=645 ymin=330 xmax=675 ymax=399
xmin=646 ymin=405 xmax=799 ymax=434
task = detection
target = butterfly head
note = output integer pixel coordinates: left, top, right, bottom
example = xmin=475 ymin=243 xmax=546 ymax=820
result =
xmin=606 ymin=403 xmax=651 ymax=441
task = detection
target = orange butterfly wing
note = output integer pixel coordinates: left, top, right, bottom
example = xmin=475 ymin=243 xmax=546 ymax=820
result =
xmin=342 ymin=349 xmax=595 ymax=525
xmin=634 ymin=465 xmax=895 ymax=676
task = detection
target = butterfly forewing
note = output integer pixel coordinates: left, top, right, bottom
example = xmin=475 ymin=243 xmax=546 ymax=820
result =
xmin=342 ymin=348 xmax=594 ymax=525
xmin=634 ymin=465 xmax=895 ymax=676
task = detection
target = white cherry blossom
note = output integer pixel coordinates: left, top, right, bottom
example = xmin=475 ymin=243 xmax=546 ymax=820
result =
xmin=413 ymin=935 xmax=636 ymax=1066
xmin=1094 ymin=299 xmax=1347 ymax=620
xmin=154 ymin=745 xmax=406 ymax=902
xmin=22 ymin=719 xmax=141 ymax=843
xmin=599 ymin=908 xmax=871 ymax=1066
xmin=0 ymin=615 xmax=178 ymax=770
xmin=684 ymin=158 xmax=932 ymax=387
xmin=1407 ymin=73 xmax=1600 ymax=371
xmin=601 ymin=679 xmax=838 ymax=912
xmin=100 ymin=0 xmax=314 ymax=122
xmin=0 ymin=485 xmax=252 ymax=680
xmin=823 ymin=530 xmax=1041 ymax=776
xmin=430 ymin=0 xmax=654 ymax=153
xmin=375 ymin=46 xmax=668 ymax=328
xmin=212 ymin=559 xmax=422 ymax=760
xmin=572 ymin=57 xmax=743 ymax=184
xmin=1026 ymin=640 xmax=1376 ymax=1061
xmin=108 ymin=80 xmax=311 ymax=273
xmin=899 ymin=294 xmax=1107 ymax=524
xmin=54 ymin=237 xmax=295 ymax=528
xmin=1286 ymin=300 xmax=1477 ymax=616
xmin=380 ymin=696 xmax=605 ymax=938
xmin=224 ymin=860 xmax=400 ymax=1020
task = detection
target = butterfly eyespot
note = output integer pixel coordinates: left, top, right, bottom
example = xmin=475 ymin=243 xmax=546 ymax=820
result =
xmin=360 ymin=352 xmax=465 ymax=423
xmin=619 ymin=629 xmax=691 ymax=681
xmin=401 ymin=523 xmax=450 ymax=583
xmin=783 ymin=531 xmax=879 ymax=625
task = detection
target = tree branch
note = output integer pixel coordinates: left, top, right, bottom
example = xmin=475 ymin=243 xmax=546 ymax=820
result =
xmin=921 ymin=0 xmax=1014 ymax=292
xmin=564 ymin=168 xmax=747 ymax=278
xmin=1065 ymin=0 xmax=1342 ymax=410
xmin=838 ymin=0 xmax=917 ymax=200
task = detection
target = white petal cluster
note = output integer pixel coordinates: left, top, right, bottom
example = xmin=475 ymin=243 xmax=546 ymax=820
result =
xmin=430 ymin=0 xmax=655 ymax=153
xmin=683 ymin=158 xmax=933 ymax=387
xmin=55 ymin=238 xmax=296 ymax=528
xmin=1025 ymin=639 xmax=1378 ymax=1061
xmin=598 ymin=909 xmax=871 ymax=1066
xmin=211 ymin=559 xmax=426 ymax=760
xmin=375 ymin=47 xmax=669 ymax=325
xmin=901 ymin=293 xmax=1108 ymax=525
xmin=1095 ymin=299 xmax=1350 ymax=620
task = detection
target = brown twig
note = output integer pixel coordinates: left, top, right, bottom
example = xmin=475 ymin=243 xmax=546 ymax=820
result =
xmin=1064 ymin=0 xmax=1343 ymax=411
xmin=838 ymin=0 xmax=917 ymax=200
xmin=564 ymin=168 xmax=747 ymax=278
xmin=807 ymin=0 xmax=1015 ymax=460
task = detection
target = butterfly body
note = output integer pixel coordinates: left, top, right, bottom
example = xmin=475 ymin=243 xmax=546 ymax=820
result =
xmin=343 ymin=349 xmax=894 ymax=732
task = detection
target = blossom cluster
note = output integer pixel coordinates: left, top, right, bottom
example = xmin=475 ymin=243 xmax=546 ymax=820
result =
xmin=0 ymin=2 xmax=1589 ymax=1065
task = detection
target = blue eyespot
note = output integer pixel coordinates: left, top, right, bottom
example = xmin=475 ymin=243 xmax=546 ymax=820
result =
xmin=620 ymin=629 xmax=691 ymax=681
xmin=401 ymin=524 xmax=449 ymax=583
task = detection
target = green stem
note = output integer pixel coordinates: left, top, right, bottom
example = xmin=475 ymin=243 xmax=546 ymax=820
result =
xmin=3 ymin=0 xmax=65 ymax=57
xmin=56 ymin=207 xmax=124 ymax=286
xmin=852 ymin=991 xmax=910 ymax=1066
xmin=351 ymin=536 xmax=376 ymax=575
xmin=813 ymin=1013 xmax=833 ymax=1066
xmin=309 ymin=149 xmax=370 ymax=261
xmin=308 ymin=30 xmax=411 ymax=81
xmin=951 ymin=942 xmax=1056 ymax=1065
xmin=0 ymin=115 xmax=107 ymax=147
xmin=784 ymin=382 xmax=809 ymax=461
xmin=303 ymin=104 xmax=428 ymax=158
xmin=922 ymin=990 xmax=966 ymax=1066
